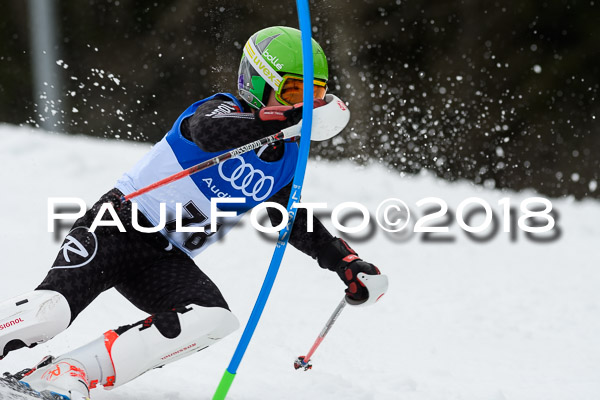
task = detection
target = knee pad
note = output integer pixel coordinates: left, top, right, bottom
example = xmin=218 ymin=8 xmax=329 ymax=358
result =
xmin=0 ymin=290 xmax=71 ymax=359
xmin=105 ymin=305 xmax=238 ymax=388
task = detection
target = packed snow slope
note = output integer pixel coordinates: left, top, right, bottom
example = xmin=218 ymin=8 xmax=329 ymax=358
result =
xmin=1 ymin=125 xmax=599 ymax=400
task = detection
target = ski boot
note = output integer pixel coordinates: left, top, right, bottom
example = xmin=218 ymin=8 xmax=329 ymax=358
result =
xmin=15 ymin=356 xmax=90 ymax=400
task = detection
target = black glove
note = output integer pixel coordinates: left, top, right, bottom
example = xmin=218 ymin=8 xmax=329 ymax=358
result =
xmin=317 ymin=238 xmax=380 ymax=304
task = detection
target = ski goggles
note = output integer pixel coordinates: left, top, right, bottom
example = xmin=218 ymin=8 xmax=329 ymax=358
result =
xmin=275 ymin=74 xmax=327 ymax=106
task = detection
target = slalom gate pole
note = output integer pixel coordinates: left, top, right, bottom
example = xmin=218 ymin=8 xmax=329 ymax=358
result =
xmin=294 ymin=297 xmax=347 ymax=371
xmin=213 ymin=2 xmax=315 ymax=398
xmin=121 ymin=131 xmax=287 ymax=203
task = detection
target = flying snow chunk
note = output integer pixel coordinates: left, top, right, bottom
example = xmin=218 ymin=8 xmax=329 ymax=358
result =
xmin=108 ymin=73 xmax=121 ymax=85
xmin=56 ymin=60 xmax=68 ymax=69
xmin=533 ymin=65 xmax=542 ymax=74
xmin=484 ymin=179 xmax=496 ymax=189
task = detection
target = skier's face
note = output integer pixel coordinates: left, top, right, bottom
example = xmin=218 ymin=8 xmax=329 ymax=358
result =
xmin=265 ymin=88 xmax=282 ymax=107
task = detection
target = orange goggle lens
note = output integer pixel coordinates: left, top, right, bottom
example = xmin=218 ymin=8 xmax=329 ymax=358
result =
xmin=277 ymin=76 xmax=327 ymax=106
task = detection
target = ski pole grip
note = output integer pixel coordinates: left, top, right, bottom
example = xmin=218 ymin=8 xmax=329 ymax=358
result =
xmin=280 ymin=94 xmax=350 ymax=142
xmin=282 ymin=124 xmax=302 ymax=140
xmin=346 ymin=273 xmax=389 ymax=307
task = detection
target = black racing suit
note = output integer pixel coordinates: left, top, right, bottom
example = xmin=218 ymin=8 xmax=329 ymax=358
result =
xmin=37 ymin=95 xmax=335 ymax=329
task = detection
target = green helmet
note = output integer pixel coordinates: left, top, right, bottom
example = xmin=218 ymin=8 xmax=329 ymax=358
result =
xmin=238 ymin=26 xmax=329 ymax=109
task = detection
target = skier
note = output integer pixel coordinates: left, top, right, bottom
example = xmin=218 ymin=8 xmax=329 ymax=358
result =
xmin=0 ymin=26 xmax=382 ymax=399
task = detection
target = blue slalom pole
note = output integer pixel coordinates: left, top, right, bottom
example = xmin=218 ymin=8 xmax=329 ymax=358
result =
xmin=213 ymin=2 xmax=315 ymax=399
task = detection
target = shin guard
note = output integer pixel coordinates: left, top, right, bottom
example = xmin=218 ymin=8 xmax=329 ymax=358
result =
xmin=0 ymin=290 xmax=71 ymax=359
xmin=55 ymin=305 xmax=238 ymax=390
xmin=107 ymin=305 xmax=239 ymax=388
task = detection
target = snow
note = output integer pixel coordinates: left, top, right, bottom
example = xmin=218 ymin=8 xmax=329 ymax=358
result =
xmin=1 ymin=124 xmax=600 ymax=399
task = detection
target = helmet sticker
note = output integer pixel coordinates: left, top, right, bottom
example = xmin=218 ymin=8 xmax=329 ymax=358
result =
xmin=254 ymin=34 xmax=280 ymax=52
xmin=243 ymin=37 xmax=283 ymax=91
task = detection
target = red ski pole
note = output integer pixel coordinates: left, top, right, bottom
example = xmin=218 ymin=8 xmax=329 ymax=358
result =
xmin=294 ymin=297 xmax=347 ymax=371
xmin=293 ymin=273 xmax=389 ymax=371
xmin=121 ymin=131 xmax=288 ymax=203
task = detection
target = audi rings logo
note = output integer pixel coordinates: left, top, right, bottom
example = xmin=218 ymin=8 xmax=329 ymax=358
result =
xmin=218 ymin=156 xmax=275 ymax=201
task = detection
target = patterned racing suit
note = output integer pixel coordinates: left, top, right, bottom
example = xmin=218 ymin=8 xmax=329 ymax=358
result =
xmin=38 ymin=93 xmax=335 ymax=326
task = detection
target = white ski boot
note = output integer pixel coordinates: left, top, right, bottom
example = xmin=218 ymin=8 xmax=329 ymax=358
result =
xmin=19 ymin=356 xmax=90 ymax=400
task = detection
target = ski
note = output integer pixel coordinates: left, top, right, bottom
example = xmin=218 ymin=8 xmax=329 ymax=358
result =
xmin=0 ymin=376 xmax=68 ymax=400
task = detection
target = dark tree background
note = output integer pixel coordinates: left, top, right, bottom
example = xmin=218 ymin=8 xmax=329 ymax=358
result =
xmin=1 ymin=0 xmax=598 ymax=199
